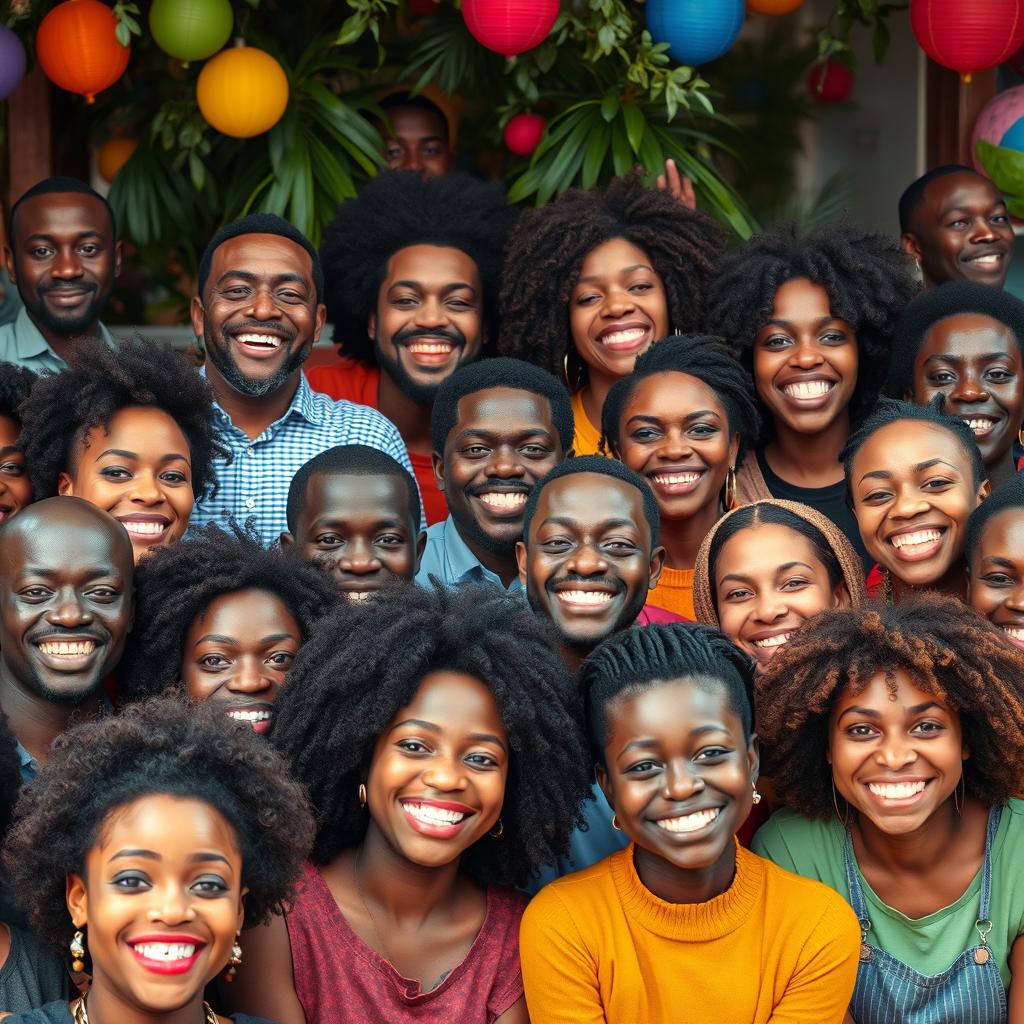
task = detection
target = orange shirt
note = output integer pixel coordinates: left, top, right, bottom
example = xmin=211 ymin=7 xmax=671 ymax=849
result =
xmin=647 ymin=565 xmax=696 ymax=620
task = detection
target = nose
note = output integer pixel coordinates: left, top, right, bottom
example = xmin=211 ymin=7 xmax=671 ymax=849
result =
xmin=663 ymin=758 xmax=704 ymax=801
xmin=752 ymin=591 xmax=787 ymax=625
xmin=876 ymin=735 xmax=918 ymax=771
xmin=226 ymin=657 xmax=273 ymax=695
xmin=129 ymin=470 xmax=164 ymax=506
xmin=658 ymin=428 xmax=693 ymax=461
xmin=969 ymin=217 xmax=998 ymax=243
xmin=1004 ymin=583 xmax=1024 ymax=614
xmin=50 ymin=586 xmax=93 ymax=628
xmin=50 ymin=245 xmax=84 ymax=281
xmin=484 ymin=444 xmax=526 ymax=480
xmin=790 ymin=338 xmax=824 ymax=369
xmin=413 ymin=293 xmax=447 ymax=328
xmin=339 ymin=538 xmax=382 ymax=576
xmin=147 ymin=883 xmax=196 ymax=926
xmin=889 ymin=484 xmax=930 ymax=521
xmin=600 ymin=286 xmax=636 ymax=319
xmin=246 ymin=285 xmax=283 ymax=321
xmin=948 ymin=371 xmax=988 ymax=404
xmin=566 ymin=540 xmax=608 ymax=578
xmin=421 ymin=754 xmax=468 ymax=793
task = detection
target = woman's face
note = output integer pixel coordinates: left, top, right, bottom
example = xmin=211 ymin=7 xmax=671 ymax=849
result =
xmin=366 ymin=670 xmax=508 ymax=869
xmin=850 ymin=420 xmax=987 ymax=589
xmin=181 ymin=589 xmax=301 ymax=734
xmin=569 ymin=238 xmax=669 ymax=383
xmin=58 ymin=405 xmax=194 ymax=564
xmin=714 ymin=522 xmax=850 ymax=671
xmin=829 ymin=669 xmax=967 ymax=835
xmin=753 ymin=277 xmax=858 ymax=437
xmin=66 ymin=794 xmax=246 ymax=1017
xmin=968 ymin=507 xmax=1024 ymax=652
xmin=0 ymin=414 xmax=31 ymax=525
xmin=616 ymin=371 xmax=739 ymax=523
xmin=597 ymin=679 xmax=756 ymax=873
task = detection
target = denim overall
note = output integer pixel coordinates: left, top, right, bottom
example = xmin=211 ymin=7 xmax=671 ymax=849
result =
xmin=844 ymin=806 xmax=1006 ymax=1024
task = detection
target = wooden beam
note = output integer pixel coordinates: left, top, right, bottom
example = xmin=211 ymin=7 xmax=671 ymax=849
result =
xmin=5 ymin=64 xmax=52 ymax=229
xmin=926 ymin=59 xmax=997 ymax=168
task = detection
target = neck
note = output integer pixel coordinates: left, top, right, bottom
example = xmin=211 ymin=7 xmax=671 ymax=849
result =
xmin=80 ymin=976 xmax=211 ymax=1024
xmin=205 ymin=361 xmax=299 ymax=440
xmin=579 ymin=370 xmax=619 ymax=441
xmin=853 ymin=798 xmax=967 ymax=875
xmin=31 ymin=314 xmax=102 ymax=364
xmin=987 ymin=452 xmax=1017 ymax=490
xmin=659 ymin=502 xmax=721 ymax=570
xmin=764 ymin=411 xmax=850 ymax=488
xmin=456 ymin=522 xmax=519 ymax=587
xmin=890 ymin=558 xmax=966 ymax=603
xmin=376 ymin=370 xmax=433 ymax=454
xmin=633 ymin=840 xmax=737 ymax=905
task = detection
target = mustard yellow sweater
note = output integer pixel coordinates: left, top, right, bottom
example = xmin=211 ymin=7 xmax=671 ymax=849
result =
xmin=520 ymin=842 xmax=860 ymax=1024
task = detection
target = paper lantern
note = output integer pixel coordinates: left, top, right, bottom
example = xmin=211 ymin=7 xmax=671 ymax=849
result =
xmin=910 ymin=0 xmax=1024 ymax=82
xmin=646 ymin=0 xmax=745 ymax=66
xmin=197 ymin=46 xmax=289 ymax=138
xmin=149 ymin=0 xmax=233 ymax=65
xmin=36 ymin=0 xmax=131 ymax=103
xmin=807 ymin=61 xmax=855 ymax=103
xmin=747 ymin=0 xmax=804 ymax=13
xmin=504 ymin=112 xmax=545 ymax=156
xmin=462 ymin=0 xmax=559 ymax=58
xmin=97 ymin=137 xmax=138 ymax=181
xmin=0 ymin=25 xmax=27 ymax=101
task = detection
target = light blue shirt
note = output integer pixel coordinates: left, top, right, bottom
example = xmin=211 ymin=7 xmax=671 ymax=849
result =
xmin=0 ymin=306 xmax=115 ymax=372
xmin=415 ymin=515 xmax=524 ymax=595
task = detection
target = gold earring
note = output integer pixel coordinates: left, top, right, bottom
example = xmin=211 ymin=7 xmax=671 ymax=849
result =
xmin=723 ymin=467 xmax=737 ymax=510
xmin=611 ymin=814 xmax=622 ymax=831
xmin=70 ymin=929 xmax=85 ymax=973
xmin=1018 ymin=427 xmax=1024 ymax=447
xmin=489 ymin=819 xmax=504 ymax=838
xmin=225 ymin=935 xmax=242 ymax=982
xmin=751 ymin=782 xmax=762 ymax=805
xmin=358 ymin=783 xmax=367 ymax=807
xmin=831 ymin=780 xmax=850 ymax=827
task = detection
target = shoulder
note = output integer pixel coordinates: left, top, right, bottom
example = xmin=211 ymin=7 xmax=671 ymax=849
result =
xmin=994 ymin=799 xmax=1024 ymax=856
xmin=753 ymin=809 xmax=842 ymax=865
xmin=0 ymin=1002 xmax=71 ymax=1023
xmin=522 ymin=852 xmax=618 ymax=931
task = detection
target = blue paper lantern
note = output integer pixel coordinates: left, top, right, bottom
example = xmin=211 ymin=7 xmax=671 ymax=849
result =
xmin=646 ymin=0 xmax=745 ymax=66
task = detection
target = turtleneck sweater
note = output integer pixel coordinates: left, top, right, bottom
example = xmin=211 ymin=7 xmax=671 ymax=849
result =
xmin=520 ymin=840 xmax=860 ymax=1024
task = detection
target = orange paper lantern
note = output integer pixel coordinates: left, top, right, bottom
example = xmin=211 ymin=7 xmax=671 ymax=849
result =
xmin=97 ymin=137 xmax=138 ymax=181
xmin=36 ymin=0 xmax=130 ymax=103
xmin=747 ymin=0 xmax=805 ymax=13
xmin=196 ymin=46 xmax=289 ymax=138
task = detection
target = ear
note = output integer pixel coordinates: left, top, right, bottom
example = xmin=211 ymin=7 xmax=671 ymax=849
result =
xmin=832 ymin=581 xmax=852 ymax=610
xmin=431 ymin=451 xmax=445 ymax=493
xmin=414 ymin=529 xmax=427 ymax=571
xmin=236 ymin=886 xmax=249 ymax=934
xmin=901 ymin=232 xmax=923 ymax=264
xmin=648 ymin=545 xmax=666 ymax=590
xmin=747 ymin=733 xmax=760 ymax=784
xmin=978 ymin=478 xmax=992 ymax=504
xmin=279 ymin=531 xmax=293 ymax=551
xmin=3 ymin=246 xmax=15 ymax=285
xmin=313 ymin=303 xmax=327 ymax=343
xmin=190 ymin=293 xmax=206 ymax=341
xmin=66 ymin=873 xmax=87 ymax=929
xmin=515 ymin=540 xmax=528 ymax=587
xmin=367 ymin=312 xmax=376 ymax=342
xmin=113 ymin=240 xmax=124 ymax=279
xmin=595 ymin=762 xmax=615 ymax=812
xmin=57 ymin=472 xmax=74 ymax=497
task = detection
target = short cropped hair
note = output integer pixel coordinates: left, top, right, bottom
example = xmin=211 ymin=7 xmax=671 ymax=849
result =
xmin=898 ymin=165 xmax=988 ymax=234
xmin=7 ymin=176 xmax=115 ymax=242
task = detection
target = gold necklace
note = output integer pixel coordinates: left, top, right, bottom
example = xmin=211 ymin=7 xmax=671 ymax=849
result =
xmin=70 ymin=995 xmax=219 ymax=1024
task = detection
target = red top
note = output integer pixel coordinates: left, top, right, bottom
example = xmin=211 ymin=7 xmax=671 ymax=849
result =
xmin=285 ymin=862 xmax=528 ymax=1024
xmin=307 ymin=361 xmax=448 ymax=525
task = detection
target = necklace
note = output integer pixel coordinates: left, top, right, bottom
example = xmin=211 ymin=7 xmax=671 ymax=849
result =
xmin=351 ymin=849 xmax=397 ymax=966
xmin=70 ymin=995 xmax=218 ymax=1024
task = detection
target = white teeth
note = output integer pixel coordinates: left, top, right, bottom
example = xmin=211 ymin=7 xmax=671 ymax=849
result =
xmin=132 ymin=942 xmax=197 ymax=961
xmin=653 ymin=472 xmax=701 ymax=486
xmin=971 ymin=254 xmax=1001 ymax=264
xmin=965 ymin=418 xmax=996 ymax=435
xmin=601 ymin=327 xmax=647 ymax=347
xmin=122 ymin=521 xmax=166 ymax=537
xmin=655 ymin=807 xmax=720 ymax=833
xmin=39 ymin=640 xmax=96 ymax=657
xmin=890 ymin=529 xmax=942 ymax=550
xmin=556 ymin=590 xmax=614 ymax=605
xmin=403 ymin=802 xmax=467 ymax=825
xmin=867 ymin=780 xmax=926 ymax=799
xmin=783 ymin=380 xmax=833 ymax=399
xmin=478 ymin=492 xmax=527 ymax=510
xmin=408 ymin=341 xmax=453 ymax=354
xmin=235 ymin=333 xmax=282 ymax=348
xmin=753 ymin=632 xmax=792 ymax=649
xmin=1003 ymin=626 xmax=1024 ymax=641
xmin=344 ymin=591 xmax=374 ymax=602
xmin=226 ymin=709 xmax=272 ymax=723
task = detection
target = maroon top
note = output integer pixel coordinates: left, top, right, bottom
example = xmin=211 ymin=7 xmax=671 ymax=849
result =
xmin=286 ymin=861 xmax=528 ymax=1023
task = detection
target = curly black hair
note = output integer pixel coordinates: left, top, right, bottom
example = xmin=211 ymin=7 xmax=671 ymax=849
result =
xmin=497 ymin=174 xmax=724 ymax=388
xmin=0 ymin=362 xmax=36 ymax=425
xmin=118 ymin=523 xmax=341 ymax=703
xmin=270 ymin=581 xmax=591 ymax=887
xmin=599 ymin=334 xmax=761 ymax=463
xmin=0 ymin=712 xmax=22 ymax=838
xmin=756 ymin=594 xmax=1024 ymax=819
xmin=17 ymin=337 xmax=228 ymax=501
xmin=3 ymin=697 xmax=314 ymax=953
xmin=320 ymin=170 xmax=518 ymax=364
xmin=705 ymin=223 xmax=918 ymax=439
xmin=967 ymin=473 xmax=1024 ymax=565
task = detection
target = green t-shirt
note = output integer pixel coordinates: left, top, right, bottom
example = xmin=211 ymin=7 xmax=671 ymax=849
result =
xmin=752 ymin=800 xmax=1024 ymax=989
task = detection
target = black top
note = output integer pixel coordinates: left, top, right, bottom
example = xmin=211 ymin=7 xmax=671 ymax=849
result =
xmin=0 ymin=926 xmax=71 ymax=1016
xmin=2 ymin=1002 xmax=278 ymax=1024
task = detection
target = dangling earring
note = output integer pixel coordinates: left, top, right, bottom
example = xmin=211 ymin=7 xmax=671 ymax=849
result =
xmin=224 ymin=935 xmax=242 ymax=982
xmin=489 ymin=819 xmax=504 ymax=838
xmin=831 ymin=780 xmax=850 ymax=827
xmin=751 ymin=782 xmax=762 ymax=805
xmin=723 ymin=467 xmax=737 ymax=511
xmin=70 ymin=929 xmax=85 ymax=972
xmin=1018 ymin=427 xmax=1024 ymax=448
xmin=358 ymin=783 xmax=367 ymax=807
xmin=611 ymin=814 xmax=623 ymax=831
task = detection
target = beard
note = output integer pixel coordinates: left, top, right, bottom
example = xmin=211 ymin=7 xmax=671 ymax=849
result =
xmin=374 ymin=324 xmax=470 ymax=405
xmin=25 ymin=281 xmax=105 ymax=335
xmin=204 ymin=321 xmax=309 ymax=398
xmin=527 ymin=573 xmax=647 ymax=653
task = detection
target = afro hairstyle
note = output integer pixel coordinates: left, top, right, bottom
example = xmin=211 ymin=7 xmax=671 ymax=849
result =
xmin=705 ymin=222 xmax=918 ymax=438
xmin=17 ymin=337 xmax=228 ymax=501
xmin=117 ymin=522 xmax=340 ymax=704
xmin=270 ymin=581 xmax=592 ymax=886
xmin=3 ymin=697 xmax=314 ymax=954
xmin=898 ymin=165 xmax=992 ymax=234
xmin=319 ymin=171 xmax=517 ymax=364
xmin=522 ymin=455 xmax=660 ymax=547
xmin=0 ymin=711 xmax=22 ymax=838
xmin=8 ymin=175 xmax=115 ymax=242
xmin=599 ymin=335 xmax=760 ymax=463
xmin=966 ymin=473 xmax=1024 ymax=565
xmin=430 ymin=356 xmax=574 ymax=455
xmin=0 ymin=362 xmax=36 ymax=425
xmin=887 ymin=279 xmax=1024 ymax=397
xmin=497 ymin=174 xmax=724 ymax=388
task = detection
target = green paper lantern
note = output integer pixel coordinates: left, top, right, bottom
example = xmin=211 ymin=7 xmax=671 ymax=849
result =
xmin=149 ymin=0 xmax=233 ymax=65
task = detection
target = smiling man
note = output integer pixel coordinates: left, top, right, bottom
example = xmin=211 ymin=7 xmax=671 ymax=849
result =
xmin=0 ymin=496 xmax=134 ymax=780
xmin=310 ymin=171 xmax=518 ymax=524
xmin=1 ymin=177 xmax=122 ymax=371
xmin=188 ymin=213 xmax=415 ymax=544
xmin=899 ymin=165 xmax=1015 ymax=290
xmin=416 ymin=358 xmax=572 ymax=592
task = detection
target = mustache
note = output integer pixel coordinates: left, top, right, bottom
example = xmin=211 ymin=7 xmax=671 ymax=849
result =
xmin=30 ymin=626 xmax=108 ymax=644
xmin=545 ymin=573 xmax=626 ymax=596
xmin=226 ymin=319 xmax=297 ymax=343
xmin=392 ymin=325 xmax=466 ymax=348
xmin=37 ymin=280 xmax=97 ymax=296
xmin=466 ymin=478 xmax=532 ymax=498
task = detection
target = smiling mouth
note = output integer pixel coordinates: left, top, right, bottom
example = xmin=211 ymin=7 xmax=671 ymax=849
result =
xmin=888 ymin=527 xmax=945 ymax=560
xmin=782 ymin=379 xmax=835 ymax=401
xmin=962 ymin=416 xmax=999 ymax=438
xmin=226 ymin=708 xmax=273 ymax=725
xmin=752 ymin=632 xmax=792 ymax=650
xmin=131 ymin=941 xmax=199 ymax=961
xmin=234 ymin=332 xmax=283 ymax=350
xmin=476 ymin=491 xmax=527 ymax=514
xmin=1002 ymin=625 xmax=1024 ymax=648
xmin=866 ymin=779 xmax=928 ymax=800
xmin=655 ymin=807 xmax=720 ymax=834
xmin=556 ymin=589 xmax=615 ymax=608
xmin=38 ymin=639 xmax=97 ymax=658
xmin=118 ymin=520 xmax=169 ymax=539
xmin=343 ymin=590 xmax=376 ymax=602
xmin=599 ymin=326 xmax=649 ymax=350
xmin=404 ymin=802 xmax=468 ymax=826
xmin=965 ymin=252 xmax=1004 ymax=267
xmin=650 ymin=469 xmax=704 ymax=496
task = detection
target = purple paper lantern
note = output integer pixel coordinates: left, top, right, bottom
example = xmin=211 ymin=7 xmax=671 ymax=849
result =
xmin=0 ymin=24 xmax=27 ymax=101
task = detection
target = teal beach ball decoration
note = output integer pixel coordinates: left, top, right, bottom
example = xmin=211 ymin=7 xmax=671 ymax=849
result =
xmin=646 ymin=0 xmax=745 ymax=66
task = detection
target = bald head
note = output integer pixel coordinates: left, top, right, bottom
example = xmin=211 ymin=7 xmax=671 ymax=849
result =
xmin=1 ymin=496 xmax=134 ymax=568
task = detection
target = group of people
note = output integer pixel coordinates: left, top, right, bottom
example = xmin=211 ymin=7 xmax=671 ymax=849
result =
xmin=0 ymin=142 xmax=1021 ymax=1024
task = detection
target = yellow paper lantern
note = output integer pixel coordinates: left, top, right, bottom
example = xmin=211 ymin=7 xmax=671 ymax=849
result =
xmin=97 ymin=137 xmax=138 ymax=181
xmin=196 ymin=46 xmax=289 ymax=138
xmin=746 ymin=0 xmax=805 ymax=13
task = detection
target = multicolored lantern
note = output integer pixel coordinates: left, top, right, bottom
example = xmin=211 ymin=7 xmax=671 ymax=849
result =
xmin=196 ymin=45 xmax=289 ymax=138
xmin=910 ymin=0 xmax=1024 ymax=82
xmin=97 ymin=137 xmax=138 ymax=181
xmin=504 ymin=112 xmax=545 ymax=156
xmin=646 ymin=0 xmax=745 ymax=66
xmin=0 ymin=24 xmax=27 ymax=101
xmin=747 ymin=0 xmax=805 ymax=13
xmin=149 ymin=0 xmax=233 ymax=65
xmin=807 ymin=61 xmax=855 ymax=103
xmin=36 ymin=0 xmax=131 ymax=104
xmin=462 ymin=0 xmax=559 ymax=58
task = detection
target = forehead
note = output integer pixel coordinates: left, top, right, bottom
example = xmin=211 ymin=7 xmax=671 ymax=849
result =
xmin=976 ymin=506 xmax=1024 ymax=558
xmin=717 ymin=522 xmax=822 ymax=575
xmin=920 ymin=313 xmax=1018 ymax=359
xmin=12 ymin=192 xmax=113 ymax=242
xmin=80 ymin=406 xmax=191 ymax=452
xmin=453 ymin=387 xmax=554 ymax=434
xmin=302 ymin=471 xmax=411 ymax=521
xmin=626 ymin=371 xmax=727 ymax=416
xmin=208 ymin=233 xmax=314 ymax=285
xmin=192 ymin=587 xmax=297 ymax=633
xmin=0 ymin=516 xmax=130 ymax=579
xmin=99 ymin=794 xmax=240 ymax=854
xmin=922 ymin=173 xmax=1002 ymax=218
xmin=769 ymin=277 xmax=833 ymax=320
xmin=834 ymin=667 xmax=938 ymax=712
xmin=535 ymin=472 xmax=646 ymax=531
xmin=394 ymin=669 xmax=505 ymax=735
xmin=386 ymin=105 xmax=447 ymax=141
xmin=578 ymin=237 xmax=654 ymax=278
xmin=607 ymin=678 xmax=741 ymax=743
xmin=384 ymin=244 xmax=480 ymax=288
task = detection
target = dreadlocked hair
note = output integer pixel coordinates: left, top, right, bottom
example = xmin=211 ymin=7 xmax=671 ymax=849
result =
xmin=118 ymin=522 xmax=341 ymax=703
xmin=497 ymin=174 xmax=724 ymax=387
xmin=705 ymin=222 xmax=917 ymax=438
xmin=18 ymin=337 xmax=228 ymax=500
xmin=756 ymin=593 xmax=1024 ymax=819
xmin=0 ymin=362 xmax=35 ymax=424
xmin=270 ymin=581 xmax=591 ymax=887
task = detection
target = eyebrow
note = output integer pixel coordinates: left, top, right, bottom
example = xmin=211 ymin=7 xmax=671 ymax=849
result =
xmin=619 ymin=725 xmax=728 ymax=755
xmin=577 ymin=264 xmax=653 ymax=284
xmin=859 ymin=458 xmax=960 ymax=483
xmin=24 ymin=231 xmax=103 ymax=243
xmin=215 ymin=270 xmax=309 ymax=289
xmin=981 ymin=555 xmax=1017 ymax=570
xmin=312 ymin=515 xmax=406 ymax=530
xmin=837 ymin=701 xmax=943 ymax=722
xmin=390 ymin=719 xmax=507 ymax=751
xmin=388 ymin=280 xmax=477 ymax=294
xmin=0 ymin=446 xmax=21 ymax=458
xmin=453 ymin=427 xmax=551 ymax=445
xmin=625 ymin=411 xmax=721 ymax=426
xmin=110 ymin=848 xmax=230 ymax=865
xmin=760 ymin=316 xmax=840 ymax=332
xmin=540 ymin=516 xmax=637 ymax=532
xmin=923 ymin=353 xmax=1011 ymax=365
xmin=20 ymin=567 xmax=121 ymax=581
xmin=193 ymin=632 xmax=297 ymax=647
xmin=97 ymin=449 xmax=190 ymax=464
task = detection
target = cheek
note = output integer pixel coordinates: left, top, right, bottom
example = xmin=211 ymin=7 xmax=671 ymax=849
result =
xmin=382 ymin=548 xmax=415 ymax=576
xmin=646 ymin=290 xmax=669 ymax=334
xmin=183 ymin=667 xmax=220 ymax=701
xmin=968 ymin=581 xmax=1001 ymax=615
xmin=617 ymin=441 xmax=646 ymax=473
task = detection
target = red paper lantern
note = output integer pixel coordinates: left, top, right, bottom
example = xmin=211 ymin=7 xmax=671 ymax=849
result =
xmin=807 ymin=61 xmax=855 ymax=103
xmin=910 ymin=0 xmax=1024 ymax=82
xmin=504 ymin=112 xmax=545 ymax=156
xmin=36 ymin=0 xmax=130 ymax=103
xmin=462 ymin=0 xmax=559 ymax=57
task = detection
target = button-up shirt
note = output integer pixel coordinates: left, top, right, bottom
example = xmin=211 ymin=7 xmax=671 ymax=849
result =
xmin=193 ymin=372 xmax=416 ymax=545
xmin=0 ymin=307 xmax=116 ymax=372
xmin=415 ymin=515 xmax=525 ymax=595
xmin=15 ymin=739 xmax=38 ymax=784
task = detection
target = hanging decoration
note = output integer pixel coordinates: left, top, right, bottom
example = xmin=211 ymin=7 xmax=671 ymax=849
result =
xmin=971 ymin=85 xmax=1024 ymax=217
xmin=807 ymin=60 xmax=855 ymax=102
xmin=645 ymin=0 xmax=745 ymax=66
xmin=196 ymin=45 xmax=289 ymax=138
xmin=36 ymin=0 xmax=131 ymax=104
xmin=910 ymin=0 xmax=1024 ymax=83
xmin=504 ymin=112 xmax=545 ymax=156
xmin=746 ymin=0 xmax=804 ymax=14
xmin=149 ymin=0 xmax=233 ymax=66
xmin=97 ymin=137 xmax=138 ymax=181
xmin=0 ymin=24 xmax=27 ymax=101
xmin=462 ymin=0 xmax=559 ymax=58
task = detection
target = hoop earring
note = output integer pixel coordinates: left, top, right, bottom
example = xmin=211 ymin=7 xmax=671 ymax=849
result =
xmin=723 ymin=467 xmax=737 ymax=511
xmin=831 ymin=780 xmax=850 ymax=827
xmin=358 ymin=783 xmax=367 ymax=807
xmin=224 ymin=936 xmax=242 ymax=982
xmin=489 ymin=819 xmax=504 ymax=839
xmin=1018 ymin=427 xmax=1024 ymax=448
xmin=751 ymin=782 xmax=762 ymax=805
xmin=954 ymin=775 xmax=965 ymax=816
xmin=611 ymin=814 xmax=623 ymax=831
xmin=69 ymin=929 xmax=85 ymax=973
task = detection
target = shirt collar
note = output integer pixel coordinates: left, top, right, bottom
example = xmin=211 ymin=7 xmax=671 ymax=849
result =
xmin=203 ymin=368 xmax=318 ymax=431
xmin=13 ymin=306 xmax=114 ymax=359
xmin=440 ymin=516 xmax=523 ymax=593
xmin=15 ymin=738 xmax=38 ymax=780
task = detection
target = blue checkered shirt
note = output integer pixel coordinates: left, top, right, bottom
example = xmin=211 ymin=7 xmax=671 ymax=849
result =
xmin=193 ymin=372 xmax=416 ymax=546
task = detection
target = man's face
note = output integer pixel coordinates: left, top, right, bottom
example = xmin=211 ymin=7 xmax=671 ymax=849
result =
xmin=370 ymin=245 xmax=485 ymax=405
xmin=0 ymin=505 xmax=133 ymax=703
xmin=4 ymin=192 xmax=121 ymax=336
xmin=518 ymin=473 xmax=664 ymax=652
xmin=902 ymin=172 xmax=1015 ymax=289
xmin=383 ymin=106 xmax=455 ymax=179
xmin=190 ymin=233 xmax=326 ymax=398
